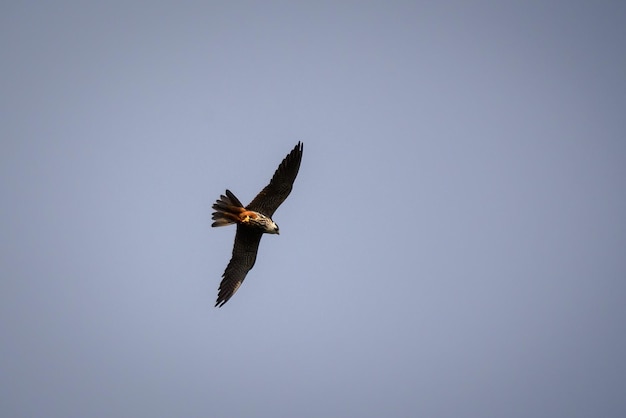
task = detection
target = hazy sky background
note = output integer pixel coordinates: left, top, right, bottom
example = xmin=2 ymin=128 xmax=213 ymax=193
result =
xmin=1 ymin=1 xmax=625 ymax=417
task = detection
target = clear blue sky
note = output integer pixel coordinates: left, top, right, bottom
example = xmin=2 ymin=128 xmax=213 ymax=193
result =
xmin=2 ymin=2 xmax=625 ymax=417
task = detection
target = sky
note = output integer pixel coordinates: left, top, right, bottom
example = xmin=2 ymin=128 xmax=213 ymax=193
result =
xmin=1 ymin=1 xmax=625 ymax=417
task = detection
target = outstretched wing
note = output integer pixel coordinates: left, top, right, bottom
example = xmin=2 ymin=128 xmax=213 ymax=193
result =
xmin=215 ymin=226 xmax=264 ymax=307
xmin=246 ymin=142 xmax=303 ymax=217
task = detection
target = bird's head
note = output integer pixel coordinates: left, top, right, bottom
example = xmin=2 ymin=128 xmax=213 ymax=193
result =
xmin=269 ymin=221 xmax=280 ymax=235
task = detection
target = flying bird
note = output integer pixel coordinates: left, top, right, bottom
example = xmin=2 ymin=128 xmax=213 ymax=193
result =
xmin=211 ymin=142 xmax=303 ymax=307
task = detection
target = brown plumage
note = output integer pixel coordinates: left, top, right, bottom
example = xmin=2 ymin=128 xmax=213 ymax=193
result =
xmin=212 ymin=142 xmax=303 ymax=307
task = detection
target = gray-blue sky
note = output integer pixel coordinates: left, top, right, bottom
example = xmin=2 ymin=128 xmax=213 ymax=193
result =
xmin=1 ymin=1 xmax=625 ymax=417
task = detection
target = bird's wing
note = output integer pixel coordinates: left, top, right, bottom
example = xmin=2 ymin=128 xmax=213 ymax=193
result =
xmin=215 ymin=226 xmax=264 ymax=307
xmin=246 ymin=142 xmax=303 ymax=217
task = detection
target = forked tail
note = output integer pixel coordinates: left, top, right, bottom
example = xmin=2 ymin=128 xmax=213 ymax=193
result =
xmin=211 ymin=190 xmax=246 ymax=227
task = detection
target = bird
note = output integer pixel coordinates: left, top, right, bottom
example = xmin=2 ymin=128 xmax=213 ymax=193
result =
xmin=211 ymin=142 xmax=303 ymax=307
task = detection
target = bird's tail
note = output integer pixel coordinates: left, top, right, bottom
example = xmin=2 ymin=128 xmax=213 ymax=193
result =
xmin=211 ymin=190 xmax=246 ymax=227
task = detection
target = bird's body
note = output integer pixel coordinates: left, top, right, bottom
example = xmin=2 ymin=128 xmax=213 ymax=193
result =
xmin=211 ymin=142 xmax=303 ymax=307
xmin=212 ymin=190 xmax=279 ymax=234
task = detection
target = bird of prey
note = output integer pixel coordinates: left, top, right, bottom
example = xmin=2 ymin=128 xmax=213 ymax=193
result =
xmin=211 ymin=142 xmax=303 ymax=307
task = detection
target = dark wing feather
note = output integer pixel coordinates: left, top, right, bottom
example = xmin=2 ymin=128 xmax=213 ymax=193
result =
xmin=215 ymin=226 xmax=263 ymax=307
xmin=246 ymin=142 xmax=303 ymax=217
